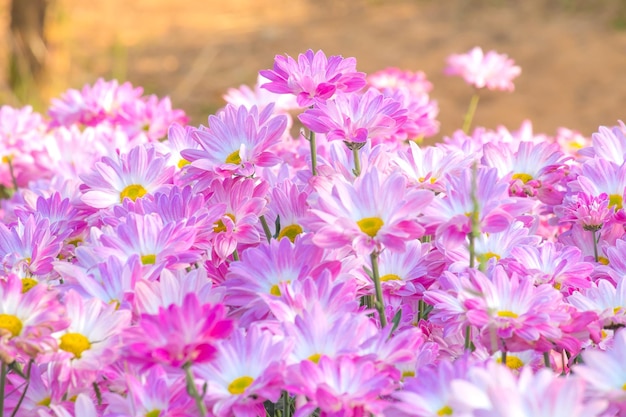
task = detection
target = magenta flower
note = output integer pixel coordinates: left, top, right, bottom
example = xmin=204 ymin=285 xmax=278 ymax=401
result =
xmin=124 ymin=293 xmax=233 ymax=368
xmin=299 ymin=89 xmax=407 ymax=145
xmin=558 ymin=192 xmax=613 ymax=232
xmin=367 ymin=67 xmax=433 ymax=98
xmin=445 ymin=46 xmax=521 ymax=91
xmin=260 ymin=49 xmax=366 ymax=107
xmin=182 ymin=103 xmax=287 ymax=178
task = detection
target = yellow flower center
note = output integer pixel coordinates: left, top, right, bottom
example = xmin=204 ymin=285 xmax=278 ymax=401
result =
xmin=0 ymin=314 xmax=23 ymax=337
xmin=120 ymin=184 xmax=148 ymax=203
xmin=598 ymin=256 xmax=610 ymax=265
xmin=269 ymin=280 xmax=290 ymax=297
xmin=477 ymin=252 xmax=501 ymax=264
xmin=497 ymin=310 xmax=518 ymax=318
xmin=213 ymin=213 xmax=236 ymax=233
xmin=401 ymin=370 xmax=415 ymax=378
xmin=227 ymin=376 xmax=254 ymax=395
xmin=357 ymin=217 xmax=384 ymax=238
xmin=21 ymin=277 xmax=38 ymax=293
xmin=141 ymin=254 xmax=156 ymax=265
xmin=497 ymin=355 xmax=525 ymax=370
xmin=380 ymin=273 xmax=402 ymax=282
xmin=59 ymin=333 xmax=91 ymax=359
xmin=418 ymin=176 xmax=437 ymax=184
xmin=308 ymin=353 xmax=321 ymax=364
xmin=437 ymin=405 xmax=453 ymax=416
xmin=277 ymin=224 xmax=303 ymax=242
xmin=622 ymin=382 xmax=626 ymax=391
xmin=554 ymin=282 xmax=562 ymax=290
xmin=145 ymin=410 xmax=161 ymax=417
xmin=610 ymin=194 xmax=623 ymax=210
xmin=225 ymin=150 xmax=242 ymax=165
xmin=512 ymin=173 xmax=533 ymax=184
xmin=614 ymin=307 xmax=623 ymax=315
xmin=37 ymin=397 xmax=51 ymax=407
xmin=177 ymin=159 xmax=190 ymax=169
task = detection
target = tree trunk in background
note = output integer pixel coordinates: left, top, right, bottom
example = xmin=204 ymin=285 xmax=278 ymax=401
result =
xmin=8 ymin=0 xmax=49 ymax=101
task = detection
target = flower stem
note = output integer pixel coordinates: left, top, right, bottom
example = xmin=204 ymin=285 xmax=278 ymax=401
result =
xmin=10 ymin=360 xmax=33 ymax=417
xmin=468 ymin=161 xmax=480 ymax=269
xmin=464 ymin=325 xmax=473 ymax=351
xmin=232 ymin=249 xmax=240 ymax=262
xmin=352 ymin=147 xmax=361 ymax=177
xmin=183 ymin=362 xmax=207 ymax=417
xmin=309 ymin=129 xmax=317 ymax=176
xmin=370 ymin=251 xmax=388 ymax=328
xmin=282 ymin=390 xmax=290 ymax=417
xmin=259 ymin=215 xmax=272 ymax=242
xmin=0 ymin=362 xmax=7 ymax=417
xmin=592 ymin=230 xmax=599 ymax=263
xmin=462 ymin=92 xmax=480 ymax=134
xmin=543 ymin=351 xmax=551 ymax=369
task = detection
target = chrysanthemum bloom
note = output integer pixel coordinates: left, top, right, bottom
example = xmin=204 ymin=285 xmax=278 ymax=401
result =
xmin=569 ymin=278 xmax=626 ymax=328
xmin=50 ymin=290 xmax=130 ymax=385
xmin=182 ymin=103 xmax=287 ymax=178
xmin=48 ymin=78 xmax=143 ymax=127
xmin=115 ymin=94 xmax=188 ymax=142
xmin=264 ymin=180 xmax=311 ymax=242
xmin=162 ymin=123 xmax=202 ymax=178
xmin=558 ymin=192 xmax=613 ymax=232
xmin=578 ymin=121 xmax=626 ymax=165
xmin=0 ymin=215 xmax=64 ymax=282
xmin=393 ymin=141 xmax=474 ymax=193
xmin=0 ymin=274 xmax=67 ymax=360
xmin=307 ymin=169 xmax=433 ymax=255
xmin=205 ymin=176 xmax=268 ymax=260
xmin=195 ymin=325 xmax=292 ymax=417
xmin=444 ymin=46 xmax=521 ymax=91
xmin=224 ymin=236 xmax=338 ymax=326
xmin=260 ymin=49 xmax=367 ymax=107
xmin=464 ymin=266 xmax=568 ymax=353
xmin=451 ymin=362 xmax=607 ymax=417
xmin=285 ymin=355 xmax=398 ymax=417
xmin=124 ymin=293 xmax=233 ymax=369
xmin=80 ymin=144 xmax=174 ymax=209
xmin=568 ymin=158 xmax=626 ymax=211
xmin=367 ymin=67 xmax=433 ymax=98
xmin=299 ymin=89 xmax=407 ymax=149
xmin=224 ymin=74 xmax=299 ymax=113
xmin=483 ymin=141 xmax=570 ymax=203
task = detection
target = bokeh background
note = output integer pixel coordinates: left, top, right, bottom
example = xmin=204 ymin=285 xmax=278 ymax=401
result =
xmin=2 ymin=0 xmax=626 ymax=142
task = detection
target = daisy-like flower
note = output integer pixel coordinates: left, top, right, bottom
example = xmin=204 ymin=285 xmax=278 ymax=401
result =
xmin=307 ymin=169 xmax=433 ymax=255
xmin=367 ymin=67 xmax=433 ymax=98
xmin=264 ymin=179 xmax=310 ymax=242
xmin=464 ymin=266 xmax=568 ymax=353
xmin=568 ymin=158 xmax=626 ymax=211
xmin=558 ymin=192 xmax=613 ymax=232
xmin=115 ymin=94 xmax=188 ymax=142
xmin=182 ymin=103 xmax=287 ymax=178
xmin=260 ymin=49 xmax=367 ymax=107
xmin=162 ymin=123 xmax=202 ymax=177
xmin=124 ymin=292 xmax=233 ymax=369
xmin=298 ymin=89 xmax=407 ymax=146
xmin=0 ymin=273 xmax=67 ymax=360
xmin=195 ymin=325 xmax=292 ymax=417
xmin=578 ymin=121 xmax=626 ymax=165
xmin=444 ymin=46 xmax=521 ymax=91
xmin=285 ymin=354 xmax=398 ymax=417
xmin=50 ymin=290 xmax=130 ymax=385
xmin=568 ymin=278 xmax=626 ymax=328
xmin=224 ymin=74 xmax=299 ymax=113
xmin=80 ymin=144 xmax=174 ymax=209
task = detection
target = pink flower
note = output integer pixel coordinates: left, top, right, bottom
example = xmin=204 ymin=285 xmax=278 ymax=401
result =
xmin=299 ymin=89 xmax=407 ymax=145
xmin=367 ymin=67 xmax=433 ymax=98
xmin=260 ymin=49 xmax=367 ymax=107
xmin=182 ymin=103 xmax=287 ymax=178
xmin=307 ymin=169 xmax=433 ymax=255
xmin=444 ymin=46 xmax=521 ymax=91
xmin=124 ymin=293 xmax=233 ymax=369
xmin=558 ymin=192 xmax=613 ymax=232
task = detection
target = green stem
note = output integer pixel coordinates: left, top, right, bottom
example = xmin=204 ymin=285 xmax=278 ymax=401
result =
xmin=543 ymin=351 xmax=551 ymax=369
xmin=259 ymin=215 xmax=272 ymax=243
xmin=592 ymin=229 xmax=599 ymax=263
xmin=370 ymin=251 xmax=387 ymax=328
xmin=309 ymin=130 xmax=317 ymax=176
xmin=464 ymin=325 xmax=472 ymax=351
xmin=462 ymin=92 xmax=480 ymax=134
xmin=1 ymin=362 xmax=7 ymax=417
xmin=352 ymin=147 xmax=361 ymax=177
xmin=468 ymin=162 xmax=480 ymax=269
xmin=183 ymin=362 xmax=207 ymax=417
xmin=10 ymin=360 xmax=33 ymax=417
xmin=501 ymin=350 xmax=507 ymax=366
xmin=232 ymin=249 xmax=240 ymax=262
xmin=282 ymin=390 xmax=290 ymax=417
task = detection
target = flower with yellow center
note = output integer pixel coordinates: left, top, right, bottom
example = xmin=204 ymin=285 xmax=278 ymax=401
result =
xmin=0 ymin=314 xmax=23 ymax=337
xmin=228 ymin=376 xmax=254 ymax=395
xmin=120 ymin=184 xmax=148 ymax=203
xmin=357 ymin=217 xmax=384 ymax=238
xmin=277 ymin=224 xmax=303 ymax=242
xmin=59 ymin=332 xmax=92 ymax=359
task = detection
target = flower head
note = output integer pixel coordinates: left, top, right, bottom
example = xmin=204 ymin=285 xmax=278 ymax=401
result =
xmin=444 ymin=46 xmax=521 ymax=91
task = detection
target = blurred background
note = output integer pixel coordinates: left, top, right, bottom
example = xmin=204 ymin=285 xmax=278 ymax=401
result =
xmin=2 ymin=0 xmax=626 ymax=142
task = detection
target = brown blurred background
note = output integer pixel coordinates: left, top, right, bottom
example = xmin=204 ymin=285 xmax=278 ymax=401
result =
xmin=2 ymin=0 xmax=626 ymax=141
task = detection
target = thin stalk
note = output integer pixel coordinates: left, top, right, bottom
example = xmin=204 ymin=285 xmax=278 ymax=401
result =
xmin=282 ymin=390 xmax=290 ymax=417
xmin=464 ymin=325 xmax=472 ymax=351
xmin=309 ymin=130 xmax=317 ymax=176
xmin=352 ymin=147 xmax=361 ymax=177
xmin=418 ymin=299 xmax=425 ymax=321
xmin=0 ymin=362 xmax=7 ymax=417
xmin=10 ymin=360 xmax=33 ymax=417
xmin=370 ymin=251 xmax=388 ymax=328
xmin=543 ymin=351 xmax=551 ymax=369
xmin=468 ymin=162 xmax=480 ymax=269
xmin=183 ymin=362 xmax=207 ymax=417
xmin=232 ymin=249 xmax=240 ymax=262
xmin=259 ymin=215 xmax=272 ymax=243
xmin=462 ymin=92 xmax=480 ymax=134
xmin=501 ymin=350 xmax=507 ymax=367
xmin=592 ymin=229 xmax=599 ymax=263
xmin=6 ymin=158 xmax=17 ymax=192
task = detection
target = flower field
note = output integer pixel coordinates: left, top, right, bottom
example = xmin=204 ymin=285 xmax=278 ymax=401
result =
xmin=1 ymin=46 xmax=626 ymax=416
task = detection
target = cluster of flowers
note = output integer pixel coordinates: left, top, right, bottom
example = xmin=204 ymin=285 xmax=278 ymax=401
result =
xmin=1 ymin=46 xmax=626 ymax=417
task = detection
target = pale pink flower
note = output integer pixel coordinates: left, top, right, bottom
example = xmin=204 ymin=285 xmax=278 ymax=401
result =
xmin=444 ymin=46 xmax=521 ymax=91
